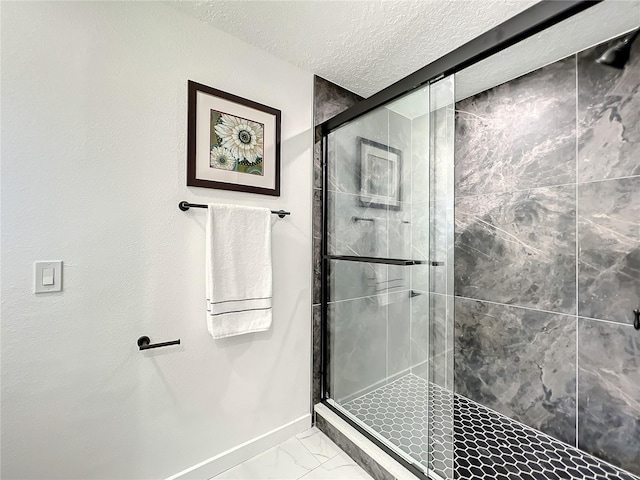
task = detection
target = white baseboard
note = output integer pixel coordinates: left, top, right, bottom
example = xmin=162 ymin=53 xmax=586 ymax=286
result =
xmin=166 ymin=414 xmax=312 ymax=480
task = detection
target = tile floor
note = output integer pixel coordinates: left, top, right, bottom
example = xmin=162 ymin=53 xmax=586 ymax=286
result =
xmin=213 ymin=427 xmax=373 ymax=480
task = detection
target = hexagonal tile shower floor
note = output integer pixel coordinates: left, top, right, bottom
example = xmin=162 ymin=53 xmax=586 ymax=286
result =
xmin=343 ymin=374 xmax=638 ymax=480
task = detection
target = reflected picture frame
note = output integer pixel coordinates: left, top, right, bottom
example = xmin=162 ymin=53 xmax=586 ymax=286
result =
xmin=358 ymin=137 xmax=402 ymax=210
xmin=187 ymin=80 xmax=281 ymax=196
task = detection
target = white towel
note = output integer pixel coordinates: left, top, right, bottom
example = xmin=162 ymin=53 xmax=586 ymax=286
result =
xmin=206 ymin=204 xmax=272 ymax=339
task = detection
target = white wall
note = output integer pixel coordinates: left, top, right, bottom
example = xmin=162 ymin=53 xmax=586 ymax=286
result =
xmin=0 ymin=2 xmax=313 ymax=479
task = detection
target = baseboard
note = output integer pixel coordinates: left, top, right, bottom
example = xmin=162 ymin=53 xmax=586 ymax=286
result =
xmin=166 ymin=414 xmax=312 ymax=480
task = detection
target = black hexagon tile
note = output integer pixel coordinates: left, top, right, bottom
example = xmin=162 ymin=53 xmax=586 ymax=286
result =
xmin=343 ymin=375 xmax=638 ymax=480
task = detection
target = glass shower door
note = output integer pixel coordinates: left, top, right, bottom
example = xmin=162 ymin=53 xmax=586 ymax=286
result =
xmin=323 ymin=74 xmax=455 ymax=480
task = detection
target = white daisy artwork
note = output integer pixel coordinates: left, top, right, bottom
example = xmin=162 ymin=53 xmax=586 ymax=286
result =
xmin=210 ymin=111 xmax=265 ymax=176
xmin=188 ymin=81 xmax=281 ymax=196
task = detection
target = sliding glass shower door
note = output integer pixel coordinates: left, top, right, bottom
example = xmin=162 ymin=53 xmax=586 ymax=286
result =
xmin=323 ymin=75 xmax=455 ymax=480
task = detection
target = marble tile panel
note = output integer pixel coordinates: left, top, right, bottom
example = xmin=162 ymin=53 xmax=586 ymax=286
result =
xmin=213 ymin=437 xmax=320 ymax=479
xmin=313 ymin=189 xmax=322 ymax=305
xmin=455 ymin=56 xmax=577 ymax=196
xmin=328 ymin=296 xmax=386 ymax=401
xmin=577 ymin=37 xmax=640 ymax=182
xmin=328 ymin=191 xmax=388 ymax=258
xmin=387 ymin=290 xmax=411 ymax=378
xmin=430 ymin=293 xmax=454 ymax=389
xmin=314 ymin=76 xmax=363 ymax=126
xmin=411 ymin=201 xmax=429 ymax=263
xmin=578 ymin=177 xmax=640 ymax=325
xmin=331 ymin=107 xmax=389 ymax=196
xmin=454 ymin=298 xmax=577 ymax=445
xmin=388 ymin=202 xmax=411 ymax=260
xmin=410 ymin=260 xmax=429 ymax=295
xmin=430 ymin=198 xmax=449 ymax=296
xmin=300 ymin=451 xmax=373 ymax=480
xmin=312 ymin=305 xmax=322 ymax=407
xmin=578 ymin=318 xmax=640 ymax=476
xmin=455 ymin=184 xmax=576 ymax=313
xmin=315 ymin=414 xmax=395 ymax=480
xmin=296 ymin=427 xmax=342 ymax=465
xmin=328 ymin=259 xmax=386 ymax=303
xmin=314 ymin=126 xmax=323 ymax=190
xmin=410 ymin=291 xmax=429 ymax=369
xmin=389 ymin=110 xmax=412 ymax=204
xmin=411 ymin=113 xmax=430 ymax=202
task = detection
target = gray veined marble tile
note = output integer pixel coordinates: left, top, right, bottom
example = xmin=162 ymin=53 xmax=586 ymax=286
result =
xmin=410 ymin=290 xmax=429 ymax=370
xmin=328 ymin=296 xmax=386 ymax=402
xmin=387 ymin=291 xmax=411 ymax=378
xmin=389 ymin=110 xmax=412 ymax=204
xmin=578 ymin=318 xmax=640 ymax=476
xmin=313 ymin=189 xmax=322 ymax=305
xmin=314 ymin=76 xmax=363 ymax=126
xmin=455 ymin=56 xmax=577 ymax=196
xmin=455 ymin=184 xmax=576 ymax=314
xmin=331 ymin=107 xmax=389 ymax=196
xmin=411 ymin=113 xmax=430 ymax=202
xmin=578 ymin=177 xmax=640 ymax=325
xmin=578 ymin=36 xmax=640 ymax=182
xmin=328 ymin=259 xmax=387 ymax=303
xmin=312 ymin=305 xmax=322 ymax=407
xmin=454 ymin=298 xmax=577 ymax=446
xmin=327 ymin=191 xmax=388 ymax=258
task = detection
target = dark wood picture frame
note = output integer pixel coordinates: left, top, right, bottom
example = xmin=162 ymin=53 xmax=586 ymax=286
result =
xmin=187 ymin=80 xmax=281 ymax=196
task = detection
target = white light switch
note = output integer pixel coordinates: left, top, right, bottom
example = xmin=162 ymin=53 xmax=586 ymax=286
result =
xmin=35 ymin=261 xmax=62 ymax=293
xmin=42 ymin=268 xmax=55 ymax=286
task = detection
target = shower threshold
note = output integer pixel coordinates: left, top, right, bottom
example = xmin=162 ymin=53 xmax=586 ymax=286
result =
xmin=339 ymin=374 xmax=638 ymax=480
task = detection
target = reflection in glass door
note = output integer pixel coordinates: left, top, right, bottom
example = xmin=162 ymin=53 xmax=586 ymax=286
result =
xmin=323 ymin=75 xmax=455 ymax=479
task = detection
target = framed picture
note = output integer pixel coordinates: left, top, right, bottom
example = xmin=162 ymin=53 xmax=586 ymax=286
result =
xmin=358 ymin=137 xmax=402 ymax=209
xmin=187 ymin=80 xmax=281 ymax=196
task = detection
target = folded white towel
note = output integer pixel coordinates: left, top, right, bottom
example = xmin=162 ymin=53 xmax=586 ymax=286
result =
xmin=206 ymin=204 xmax=272 ymax=339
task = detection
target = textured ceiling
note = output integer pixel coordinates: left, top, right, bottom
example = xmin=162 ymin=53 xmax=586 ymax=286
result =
xmin=170 ymin=0 xmax=539 ymax=97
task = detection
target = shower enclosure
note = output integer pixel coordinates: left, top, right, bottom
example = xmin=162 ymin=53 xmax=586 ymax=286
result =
xmin=322 ymin=76 xmax=455 ymax=479
xmin=318 ymin=1 xmax=640 ymax=479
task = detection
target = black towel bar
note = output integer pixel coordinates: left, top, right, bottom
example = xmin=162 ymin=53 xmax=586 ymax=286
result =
xmin=137 ymin=336 xmax=180 ymax=351
xmin=179 ymin=201 xmax=290 ymax=219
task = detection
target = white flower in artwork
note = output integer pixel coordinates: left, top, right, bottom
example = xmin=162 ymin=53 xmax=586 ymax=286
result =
xmin=210 ymin=146 xmax=236 ymax=170
xmin=214 ymin=114 xmax=264 ymax=164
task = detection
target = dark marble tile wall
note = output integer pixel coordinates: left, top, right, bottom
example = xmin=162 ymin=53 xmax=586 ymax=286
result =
xmin=575 ymin=36 xmax=640 ymax=478
xmin=454 ymin=298 xmax=577 ymax=445
xmin=455 ymin=185 xmax=576 ymax=313
xmin=578 ymin=318 xmax=640 ymax=476
xmin=577 ymin=36 xmax=640 ymax=182
xmin=454 ymin=36 xmax=640 ymax=477
xmin=578 ymin=177 xmax=640 ymax=326
xmin=455 ymin=56 xmax=577 ymax=196
xmin=312 ymin=76 xmax=363 ymax=407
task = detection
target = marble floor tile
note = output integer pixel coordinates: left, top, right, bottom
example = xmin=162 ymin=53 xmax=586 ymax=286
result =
xmin=299 ymin=451 xmax=373 ymax=479
xmin=296 ymin=427 xmax=342 ymax=464
xmin=578 ymin=318 xmax=640 ymax=476
xmin=578 ymin=177 xmax=640 ymax=326
xmin=213 ymin=437 xmax=321 ymax=479
xmin=454 ymin=298 xmax=577 ymax=445
xmin=455 ymin=184 xmax=576 ymax=313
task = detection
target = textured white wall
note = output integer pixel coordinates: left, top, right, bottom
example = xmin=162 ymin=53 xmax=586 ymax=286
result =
xmin=0 ymin=2 xmax=313 ymax=479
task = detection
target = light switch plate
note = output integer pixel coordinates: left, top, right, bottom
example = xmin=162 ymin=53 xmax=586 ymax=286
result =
xmin=35 ymin=261 xmax=63 ymax=293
